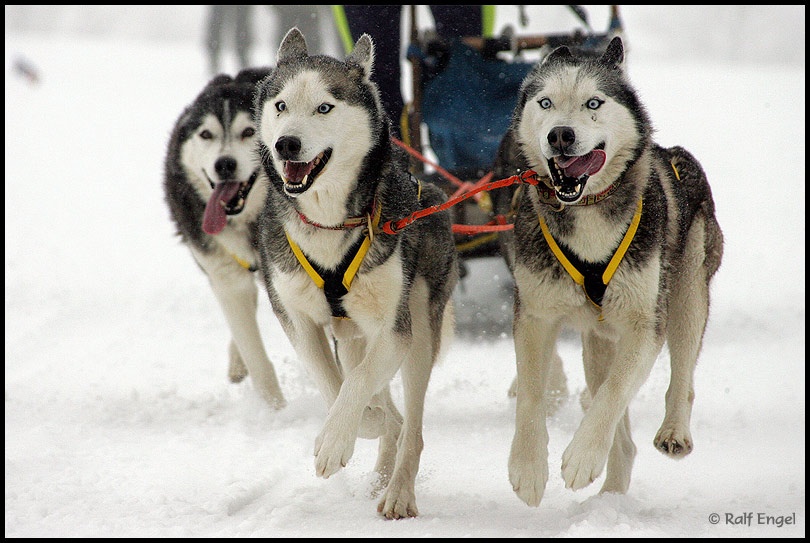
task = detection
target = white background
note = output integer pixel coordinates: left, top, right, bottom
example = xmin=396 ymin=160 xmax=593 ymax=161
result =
xmin=5 ymin=5 xmax=805 ymax=537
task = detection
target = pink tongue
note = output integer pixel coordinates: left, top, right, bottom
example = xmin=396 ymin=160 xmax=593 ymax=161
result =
xmin=203 ymin=182 xmax=241 ymax=235
xmin=560 ymin=150 xmax=607 ymax=179
xmin=284 ymin=160 xmax=314 ymax=184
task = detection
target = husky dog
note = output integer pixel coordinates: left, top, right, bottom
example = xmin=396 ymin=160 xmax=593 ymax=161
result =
xmin=503 ymin=37 xmax=723 ymax=506
xmin=253 ymin=29 xmax=457 ymax=518
xmin=164 ymin=68 xmax=286 ymax=409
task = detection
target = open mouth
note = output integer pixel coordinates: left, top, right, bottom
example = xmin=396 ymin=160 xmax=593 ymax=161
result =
xmin=202 ymin=169 xmax=259 ymax=235
xmin=282 ymin=148 xmax=332 ymax=196
xmin=546 ymin=143 xmax=606 ymax=203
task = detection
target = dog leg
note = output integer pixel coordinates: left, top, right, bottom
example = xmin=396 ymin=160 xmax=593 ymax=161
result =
xmin=313 ymin=328 xmax=407 ymax=480
xmin=601 ymin=410 xmax=635 ymax=494
xmin=331 ymin=323 xmax=402 ymax=490
xmin=508 ymin=350 xmax=567 ymax=415
xmin=377 ymin=327 xmax=433 ymax=519
xmin=372 ymin=385 xmax=403 ymax=493
xmin=545 ymin=349 xmax=568 ymax=413
xmin=284 ymin=317 xmax=344 ymax=407
xmin=332 ymin=323 xmax=387 ymax=439
xmin=376 ymin=277 xmax=442 ymax=519
xmin=562 ymin=327 xmax=661 ymax=491
xmin=227 ymin=339 xmax=248 ymax=383
xmin=198 ymin=251 xmax=286 ymax=409
xmin=508 ymin=311 xmax=560 ymax=507
xmin=581 ymin=331 xmax=636 ymax=494
xmin=656 ymin=217 xmax=710 ymax=458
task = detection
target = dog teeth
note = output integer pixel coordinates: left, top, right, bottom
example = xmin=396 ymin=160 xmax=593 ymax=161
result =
xmin=284 ymin=152 xmax=328 ymax=191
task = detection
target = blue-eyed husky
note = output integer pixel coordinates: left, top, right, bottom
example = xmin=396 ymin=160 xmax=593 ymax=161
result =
xmin=253 ymin=29 xmax=457 ymax=519
xmin=164 ymin=68 xmax=286 ymax=409
xmin=501 ymin=37 xmax=723 ymax=506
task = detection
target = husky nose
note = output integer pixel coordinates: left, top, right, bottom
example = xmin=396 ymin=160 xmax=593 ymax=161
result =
xmin=547 ymin=126 xmax=576 ymax=153
xmin=214 ymin=156 xmax=238 ymax=179
xmin=275 ymin=136 xmax=302 ymax=160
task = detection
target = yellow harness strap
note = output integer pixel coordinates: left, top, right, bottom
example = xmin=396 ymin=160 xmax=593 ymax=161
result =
xmin=340 ymin=208 xmax=377 ymax=292
xmin=671 ymin=160 xmax=681 ymax=181
xmin=538 ymin=196 xmax=643 ymax=319
xmin=535 ymin=162 xmax=679 ymax=318
xmin=538 ymin=218 xmax=585 ymax=285
xmin=229 ymin=252 xmax=256 ymax=272
xmin=285 ymin=232 xmax=325 ymax=288
xmin=285 ymin=202 xmax=382 ymax=295
xmin=602 ymin=197 xmax=644 ymax=285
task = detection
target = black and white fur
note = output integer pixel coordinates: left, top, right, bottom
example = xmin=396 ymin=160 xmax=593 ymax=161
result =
xmin=164 ymin=69 xmax=286 ymax=408
xmin=254 ymin=29 xmax=457 ymax=519
xmin=502 ymin=37 xmax=723 ymax=506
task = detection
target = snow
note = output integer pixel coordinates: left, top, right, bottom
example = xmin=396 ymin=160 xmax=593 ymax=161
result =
xmin=5 ymin=5 xmax=805 ymax=538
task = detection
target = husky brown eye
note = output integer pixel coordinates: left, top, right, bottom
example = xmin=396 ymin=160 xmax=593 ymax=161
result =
xmin=241 ymin=127 xmax=255 ymax=138
xmin=200 ymin=129 xmax=213 ymax=140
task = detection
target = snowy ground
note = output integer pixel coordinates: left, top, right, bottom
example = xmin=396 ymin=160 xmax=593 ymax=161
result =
xmin=5 ymin=6 xmax=805 ymax=538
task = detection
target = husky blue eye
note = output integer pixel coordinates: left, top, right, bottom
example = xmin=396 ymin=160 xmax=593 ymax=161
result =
xmin=539 ymin=98 xmax=552 ymax=109
xmin=241 ymin=127 xmax=255 ymax=138
xmin=317 ymin=103 xmax=334 ymax=114
xmin=199 ymin=129 xmax=213 ymax=140
xmin=587 ymin=98 xmax=604 ymax=110
xmin=275 ymin=101 xmax=286 ymax=112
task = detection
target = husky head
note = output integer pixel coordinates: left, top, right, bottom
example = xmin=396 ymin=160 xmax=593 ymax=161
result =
xmin=514 ymin=37 xmax=651 ymax=204
xmin=173 ymin=68 xmax=270 ymax=235
xmin=255 ymin=28 xmax=387 ymax=208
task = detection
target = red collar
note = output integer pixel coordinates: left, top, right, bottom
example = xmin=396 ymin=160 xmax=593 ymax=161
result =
xmin=297 ymin=199 xmax=379 ymax=231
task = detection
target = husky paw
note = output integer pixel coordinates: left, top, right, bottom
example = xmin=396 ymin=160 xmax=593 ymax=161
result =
xmin=377 ymin=480 xmax=418 ymax=519
xmin=654 ymin=422 xmax=693 ymax=458
xmin=313 ymin=422 xmax=356 ymax=479
xmin=561 ymin=431 xmax=610 ymax=491
xmin=357 ymin=405 xmax=385 ymax=439
xmin=227 ymin=342 xmax=248 ymax=383
xmin=508 ymin=452 xmax=549 ymax=507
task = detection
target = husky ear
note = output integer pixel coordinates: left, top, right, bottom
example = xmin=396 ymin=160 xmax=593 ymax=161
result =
xmin=277 ymin=27 xmax=308 ymax=63
xmin=346 ymin=34 xmax=375 ymax=80
xmin=542 ymin=45 xmax=573 ymax=65
xmin=600 ymin=36 xmax=625 ymax=69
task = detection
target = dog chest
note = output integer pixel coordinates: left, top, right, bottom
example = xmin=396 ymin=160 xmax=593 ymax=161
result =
xmin=272 ymin=246 xmax=403 ymax=327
